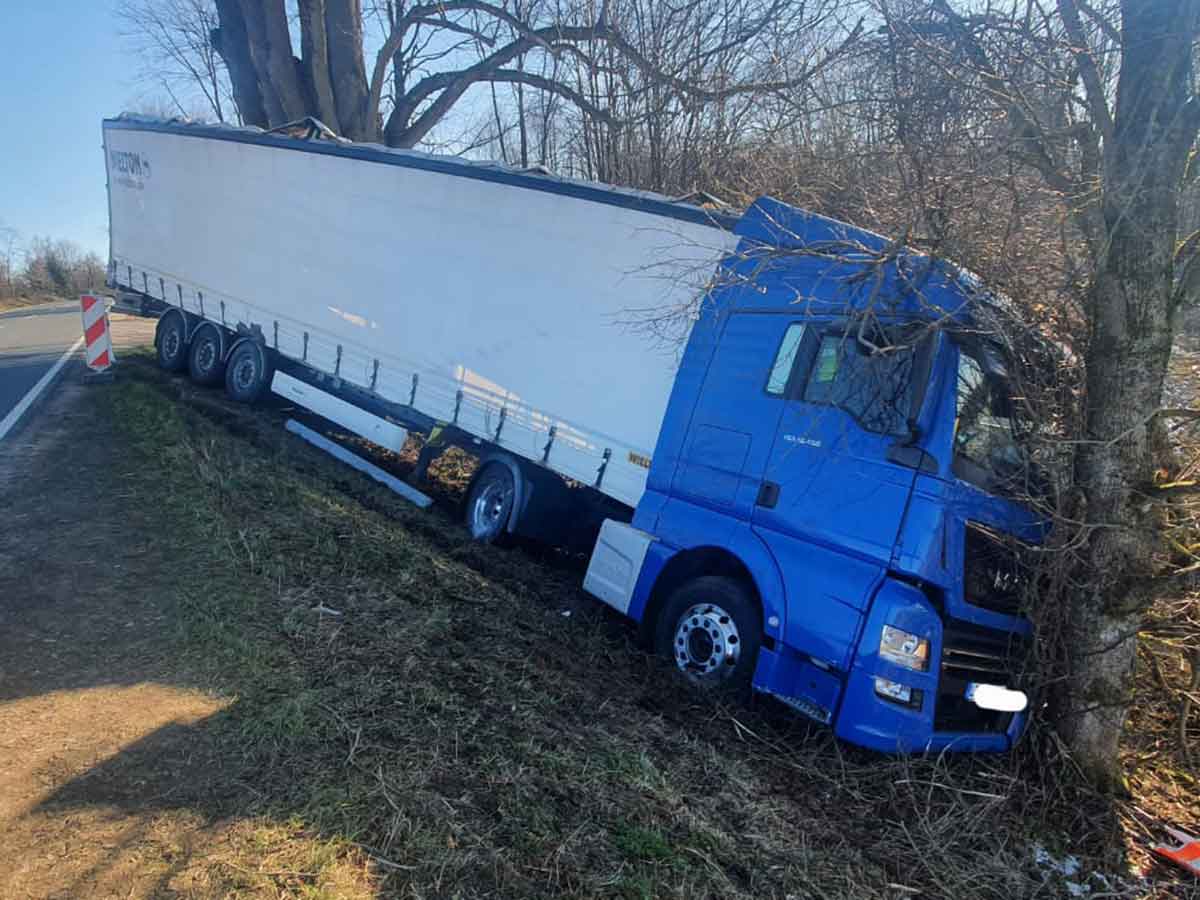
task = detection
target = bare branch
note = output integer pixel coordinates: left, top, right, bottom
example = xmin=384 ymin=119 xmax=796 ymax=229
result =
xmin=482 ymin=69 xmax=618 ymax=125
xmin=1055 ymin=0 xmax=1114 ymax=145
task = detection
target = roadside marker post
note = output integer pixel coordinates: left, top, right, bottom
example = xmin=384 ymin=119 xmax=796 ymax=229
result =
xmin=80 ymin=293 xmax=115 ymax=377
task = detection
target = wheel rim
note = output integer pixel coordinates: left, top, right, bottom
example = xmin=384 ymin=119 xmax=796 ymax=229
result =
xmin=673 ymin=603 xmax=741 ymax=680
xmin=233 ymin=354 xmax=258 ymax=390
xmin=163 ymin=330 xmax=181 ymax=361
xmin=470 ymin=477 xmax=512 ymax=537
xmin=197 ymin=338 xmax=217 ymax=372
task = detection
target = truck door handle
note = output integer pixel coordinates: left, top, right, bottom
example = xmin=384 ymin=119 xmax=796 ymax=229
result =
xmin=756 ymin=481 xmax=780 ymax=508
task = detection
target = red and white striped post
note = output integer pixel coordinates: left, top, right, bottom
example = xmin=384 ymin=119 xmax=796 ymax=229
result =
xmin=80 ymin=294 xmax=115 ymax=373
xmin=1154 ymin=826 xmax=1200 ymax=876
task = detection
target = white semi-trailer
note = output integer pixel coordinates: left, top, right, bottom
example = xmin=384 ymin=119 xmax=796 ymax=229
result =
xmin=104 ymin=116 xmax=737 ymax=514
xmin=104 ymin=115 xmax=1037 ymax=753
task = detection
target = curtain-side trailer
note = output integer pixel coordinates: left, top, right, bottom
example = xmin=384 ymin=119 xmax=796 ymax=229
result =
xmin=104 ymin=115 xmax=1039 ymax=753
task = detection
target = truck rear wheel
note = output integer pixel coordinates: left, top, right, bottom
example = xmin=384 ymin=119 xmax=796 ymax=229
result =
xmin=188 ymin=323 xmax=226 ymax=386
xmin=224 ymin=340 xmax=273 ymax=404
xmin=655 ymin=576 xmax=761 ymax=695
xmin=465 ymin=462 xmax=515 ymax=543
xmin=155 ymin=312 xmax=189 ymax=373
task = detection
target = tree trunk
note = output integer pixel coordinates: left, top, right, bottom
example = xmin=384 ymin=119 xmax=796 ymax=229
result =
xmin=212 ymin=0 xmax=269 ymax=127
xmin=1068 ymin=293 xmax=1172 ymax=787
xmin=297 ymin=0 xmax=342 ymax=133
xmin=322 ymin=0 xmax=371 ymax=140
xmin=1064 ymin=0 xmax=1200 ymax=786
xmin=213 ymin=0 xmax=311 ymax=130
xmin=239 ymin=0 xmax=307 ymax=123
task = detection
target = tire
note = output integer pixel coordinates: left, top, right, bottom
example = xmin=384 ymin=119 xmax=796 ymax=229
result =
xmin=188 ymin=324 xmax=226 ymax=386
xmin=655 ymin=576 xmax=761 ymax=695
xmin=223 ymin=340 xmax=273 ymax=404
xmin=464 ymin=462 xmax=516 ymax=543
xmin=155 ymin=312 xmax=189 ymax=373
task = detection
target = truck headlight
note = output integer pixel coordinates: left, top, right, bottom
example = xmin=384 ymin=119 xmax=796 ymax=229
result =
xmin=874 ymin=677 xmax=923 ymax=708
xmin=879 ymin=625 xmax=930 ymax=671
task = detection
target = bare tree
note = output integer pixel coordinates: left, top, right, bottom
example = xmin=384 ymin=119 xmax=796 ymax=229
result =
xmin=117 ymin=0 xmax=235 ymax=122
xmin=554 ymin=0 xmax=863 ymax=194
xmin=20 ymin=238 xmax=106 ymax=296
xmin=0 ymin=224 xmax=18 ymax=299
xmin=73 ymin=252 xmax=108 ymax=293
xmin=208 ymin=0 xmax=863 ymax=148
xmin=856 ymin=0 xmax=1200 ymax=786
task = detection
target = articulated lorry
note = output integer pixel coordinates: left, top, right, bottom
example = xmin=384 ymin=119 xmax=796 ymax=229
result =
xmin=103 ymin=115 xmax=1037 ymax=752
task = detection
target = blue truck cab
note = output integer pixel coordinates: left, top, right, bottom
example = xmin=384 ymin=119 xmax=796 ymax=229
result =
xmin=584 ymin=197 xmax=1039 ymax=753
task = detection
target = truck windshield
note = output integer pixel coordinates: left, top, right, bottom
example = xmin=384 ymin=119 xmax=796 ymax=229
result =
xmin=954 ymin=349 xmax=1028 ymax=491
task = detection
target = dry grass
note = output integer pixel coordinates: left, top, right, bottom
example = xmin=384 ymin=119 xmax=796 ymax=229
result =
xmin=1126 ymin=595 xmax=1200 ymax=848
xmin=6 ymin=348 xmax=1198 ymax=898
xmin=0 ymin=291 xmax=72 ymax=311
xmin=1120 ymin=342 xmax=1200 ymax=879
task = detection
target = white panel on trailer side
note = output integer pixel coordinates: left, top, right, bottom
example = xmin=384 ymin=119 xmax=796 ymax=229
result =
xmin=103 ymin=118 xmax=740 ymax=509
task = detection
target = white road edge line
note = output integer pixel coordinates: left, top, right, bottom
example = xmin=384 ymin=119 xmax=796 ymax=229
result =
xmin=0 ymin=335 xmax=86 ymax=443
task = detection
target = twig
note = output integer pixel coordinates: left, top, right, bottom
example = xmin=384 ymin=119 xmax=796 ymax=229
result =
xmin=1181 ymin=645 xmax=1200 ymax=764
xmin=892 ymin=778 xmax=1006 ymax=801
xmin=350 ymin=841 xmax=418 ymax=871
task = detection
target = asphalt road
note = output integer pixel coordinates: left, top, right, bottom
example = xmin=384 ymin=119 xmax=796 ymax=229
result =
xmin=0 ymin=303 xmax=83 ymax=430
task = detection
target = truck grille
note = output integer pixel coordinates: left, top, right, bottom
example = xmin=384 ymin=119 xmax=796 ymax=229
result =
xmin=934 ymin=621 xmax=1025 ymax=733
xmin=963 ymin=522 xmax=1028 ymax=616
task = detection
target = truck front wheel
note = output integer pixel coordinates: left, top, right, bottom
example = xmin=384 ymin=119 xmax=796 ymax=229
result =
xmin=464 ymin=462 xmax=515 ymax=543
xmin=655 ymin=576 xmax=761 ymax=695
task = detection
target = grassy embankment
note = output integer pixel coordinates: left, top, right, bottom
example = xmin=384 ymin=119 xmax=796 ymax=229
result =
xmin=34 ymin=350 xmax=1197 ymax=898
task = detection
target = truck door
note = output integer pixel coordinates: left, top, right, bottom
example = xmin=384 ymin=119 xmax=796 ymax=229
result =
xmin=667 ymin=313 xmax=806 ymax=524
xmin=751 ymin=324 xmax=926 ymax=669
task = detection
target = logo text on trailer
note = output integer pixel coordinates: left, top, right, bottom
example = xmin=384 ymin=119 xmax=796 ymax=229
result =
xmin=110 ymin=150 xmax=151 ymax=189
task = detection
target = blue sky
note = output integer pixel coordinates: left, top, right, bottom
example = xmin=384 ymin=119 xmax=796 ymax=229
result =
xmin=0 ymin=4 xmax=501 ymax=263
xmin=0 ymin=3 xmax=132 ymax=259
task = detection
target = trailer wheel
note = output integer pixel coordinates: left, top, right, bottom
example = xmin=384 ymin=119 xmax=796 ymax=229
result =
xmin=655 ymin=576 xmax=760 ymax=695
xmin=188 ymin=323 xmax=226 ymax=386
xmin=224 ymin=340 xmax=273 ymax=404
xmin=155 ymin=312 xmax=189 ymax=373
xmin=465 ymin=462 xmax=515 ymax=543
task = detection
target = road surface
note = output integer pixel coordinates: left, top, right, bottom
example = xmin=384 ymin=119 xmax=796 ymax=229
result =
xmin=0 ymin=303 xmax=83 ymax=432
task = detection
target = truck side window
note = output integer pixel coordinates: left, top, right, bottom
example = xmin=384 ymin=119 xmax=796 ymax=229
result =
xmin=802 ymin=332 xmax=914 ymax=434
xmin=765 ymin=323 xmax=806 ymax=396
xmin=954 ymin=349 xmax=1022 ymax=476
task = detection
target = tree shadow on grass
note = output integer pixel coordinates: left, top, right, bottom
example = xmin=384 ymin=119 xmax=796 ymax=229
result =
xmin=20 ymin=711 xmax=376 ymax=899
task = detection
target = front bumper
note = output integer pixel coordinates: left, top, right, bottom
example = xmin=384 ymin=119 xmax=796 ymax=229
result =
xmin=834 ymin=579 xmax=1028 ymax=753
